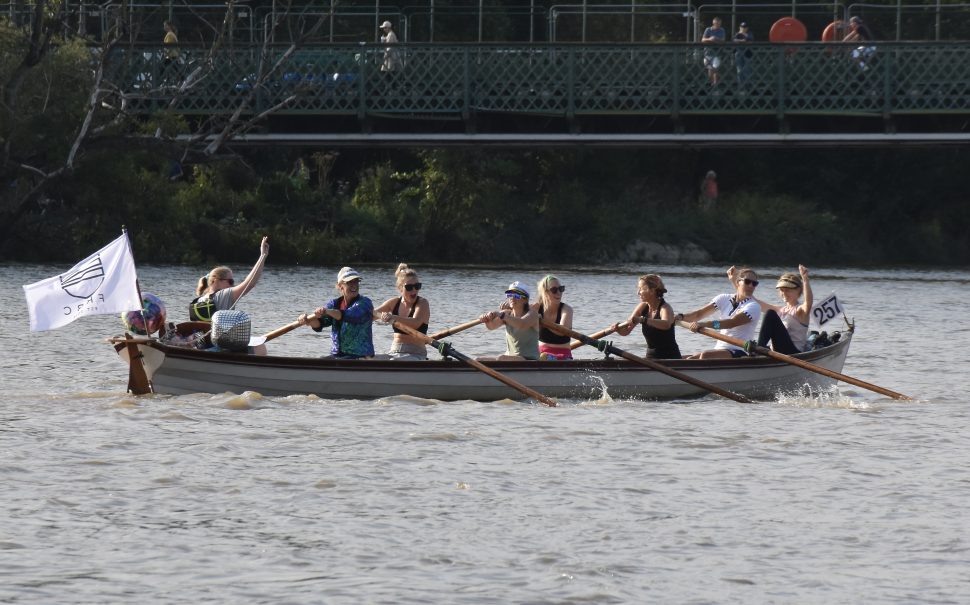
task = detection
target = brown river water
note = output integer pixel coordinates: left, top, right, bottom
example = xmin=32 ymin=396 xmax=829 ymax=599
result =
xmin=1 ymin=262 xmax=968 ymax=603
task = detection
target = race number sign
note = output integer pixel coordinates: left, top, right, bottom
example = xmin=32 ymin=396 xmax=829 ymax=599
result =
xmin=810 ymin=293 xmax=845 ymax=331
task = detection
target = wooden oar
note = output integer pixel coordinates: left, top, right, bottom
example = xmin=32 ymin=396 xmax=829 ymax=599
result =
xmin=675 ymin=320 xmax=912 ymax=400
xmin=540 ymin=319 xmax=754 ymax=404
xmin=124 ymin=333 xmax=153 ymax=395
xmin=393 ymin=320 xmax=557 ymax=407
xmin=429 ymin=317 xmax=485 ymax=340
xmin=569 ymin=321 xmax=632 ymax=350
xmin=262 ymin=319 xmax=303 ymax=343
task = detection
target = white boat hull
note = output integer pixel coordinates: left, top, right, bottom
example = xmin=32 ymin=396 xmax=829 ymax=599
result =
xmin=115 ymin=332 xmax=853 ymax=401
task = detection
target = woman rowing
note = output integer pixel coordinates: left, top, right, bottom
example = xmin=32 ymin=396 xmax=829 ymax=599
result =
xmin=190 ymin=236 xmax=269 ymax=322
xmin=678 ymin=266 xmax=762 ymax=359
xmin=611 ymin=273 xmax=682 ymax=359
xmin=534 ymin=275 xmax=574 ymax=360
xmin=374 ymin=263 xmax=431 ymax=360
xmin=479 ymin=281 xmax=540 ymax=361
xmin=298 ymin=266 xmax=375 ymax=359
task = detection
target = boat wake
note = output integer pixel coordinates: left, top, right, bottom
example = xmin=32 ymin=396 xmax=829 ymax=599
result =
xmin=775 ymin=384 xmax=874 ymax=409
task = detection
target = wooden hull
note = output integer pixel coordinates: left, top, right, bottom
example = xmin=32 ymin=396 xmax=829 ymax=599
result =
xmin=115 ymin=332 xmax=853 ymax=402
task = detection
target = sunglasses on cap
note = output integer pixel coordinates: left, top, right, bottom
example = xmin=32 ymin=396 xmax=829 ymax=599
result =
xmin=548 ymin=286 xmax=566 ymax=295
xmin=403 ymin=282 xmax=422 ymax=292
xmin=739 ymin=278 xmax=759 ymax=287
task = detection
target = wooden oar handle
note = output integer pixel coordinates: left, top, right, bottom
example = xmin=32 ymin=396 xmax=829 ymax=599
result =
xmin=393 ymin=319 xmax=557 ymax=407
xmin=569 ymin=321 xmax=632 ymax=350
xmin=428 ymin=317 xmax=485 ymax=340
xmin=674 ymin=320 xmax=911 ymax=400
xmin=262 ymin=319 xmax=304 ymax=343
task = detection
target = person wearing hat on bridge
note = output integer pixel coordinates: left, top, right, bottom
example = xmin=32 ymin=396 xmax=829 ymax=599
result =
xmin=733 ymin=22 xmax=754 ymax=88
xmin=379 ymin=20 xmax=403 ymax=72
xmin=479 ymin=281 xmax=540 ymax=360
xmin=299 ymin=266 xmax=375 ymax=359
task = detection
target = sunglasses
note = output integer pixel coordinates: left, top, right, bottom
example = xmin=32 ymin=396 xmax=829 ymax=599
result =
xmin=507 ymin=293 xmax=525 ymax=300
xmin=739 ymin=278 xmax=760 ymax=287
xmin=548 ymin=286 xmax=566 ymax=295
xmin=403 ymin=282 xmax=422 ymax=292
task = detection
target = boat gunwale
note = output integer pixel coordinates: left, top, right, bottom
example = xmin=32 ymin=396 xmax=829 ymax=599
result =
xmin=116 ymin=332 xmax=852 ymax=373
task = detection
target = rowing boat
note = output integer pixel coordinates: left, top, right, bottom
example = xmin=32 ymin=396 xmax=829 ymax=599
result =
xmin=112 ymin=326 xmax=853 ymax=401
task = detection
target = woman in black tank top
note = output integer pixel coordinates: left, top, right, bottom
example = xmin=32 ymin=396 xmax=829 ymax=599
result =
xmin=373 ymin=263 xmax=432 ymax=359
xmin=612 ymin=273 xmax=682 ymax=359
xmin=534 ymin=275 xmax=574 ymax=360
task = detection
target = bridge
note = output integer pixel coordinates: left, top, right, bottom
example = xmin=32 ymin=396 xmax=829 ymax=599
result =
xmin=107 ymin=41 xmax=970 ymax=147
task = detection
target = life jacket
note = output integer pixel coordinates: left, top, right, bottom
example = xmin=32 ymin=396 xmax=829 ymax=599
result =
xmin=189 ymin=295 xmax=216 ymax=322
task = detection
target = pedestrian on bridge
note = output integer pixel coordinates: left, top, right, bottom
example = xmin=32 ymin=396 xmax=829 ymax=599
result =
xmin=380 ymin=21 xmax=403 ymax=72
xmin=702 ymin=17 xmax=726 ymax=88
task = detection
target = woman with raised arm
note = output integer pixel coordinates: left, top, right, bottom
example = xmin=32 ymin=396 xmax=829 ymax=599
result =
xmin=298 ymin=267 xmax=375 ymax=359
xmin=190 ymin=236 xmax=269 ymax=322
xmin=612 ymin=273 xmax=682 ymax=359
xmin=744 ymin=264 xmax=813 ymax=354
xmin=534 ymin=275 xmax=574 ymax=360
xmin=678 ymin=266 xmax=762 ymax=359
xmin=479 ymin=281 xmax=540 ymax=361
xmin=374 ymin=263 xmax=432 ymax=360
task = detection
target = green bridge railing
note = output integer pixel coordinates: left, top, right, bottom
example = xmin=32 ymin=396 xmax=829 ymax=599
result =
xmin=107 ymin=42 xmax=970 ymax=122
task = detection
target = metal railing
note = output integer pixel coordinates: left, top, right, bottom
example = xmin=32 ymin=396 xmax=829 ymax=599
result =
xmin=103 ymin=41 xmax=970 ymax=122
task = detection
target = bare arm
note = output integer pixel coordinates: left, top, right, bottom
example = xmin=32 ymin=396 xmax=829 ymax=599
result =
xmin=228 ymin=236 xmax=269 ymax=305
xmin=795 ymin=265 xmax=813 ymax=322
xmin=614 ymin=302 xmax=647 ymax=336
xmin=382 ymin=298 xmax=431 ymax=329
xmin=677 ymin=302 xmax=717 ymax=323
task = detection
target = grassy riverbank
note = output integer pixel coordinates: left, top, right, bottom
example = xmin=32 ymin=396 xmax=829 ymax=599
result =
xmin=4 ymin=147 xmax=967 ymax=267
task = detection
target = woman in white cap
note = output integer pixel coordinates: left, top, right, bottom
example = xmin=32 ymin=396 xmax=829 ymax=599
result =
xmin=379 ymin=20 xmax=402 ymax=72
xmin=298 ymin=266 xmax=375 ymax=359
xmin=374 ymin=263 xmax=431 ymax=360
xmin=479 ymin=281 xmax=540 ymax=360
xmin=534 ymin=275 xmax=574 ymax=360
xmin=739 ymin=264 xmax=813 ymax=354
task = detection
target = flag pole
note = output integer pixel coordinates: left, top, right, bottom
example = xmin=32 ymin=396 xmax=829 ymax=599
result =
xmin=122 ymin=226 xmax=151 ymax=338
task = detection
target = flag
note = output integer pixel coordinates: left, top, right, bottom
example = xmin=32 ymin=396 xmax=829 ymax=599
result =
xmin=23 ymin=233 xmax=142 ymax=332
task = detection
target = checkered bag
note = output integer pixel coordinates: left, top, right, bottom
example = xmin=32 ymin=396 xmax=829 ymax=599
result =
xmin=212 ymin=310 xmax=251 ymax=352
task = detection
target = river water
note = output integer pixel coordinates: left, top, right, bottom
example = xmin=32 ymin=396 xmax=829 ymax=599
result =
xmin=1 ymin=262 xmax=968 ymax=603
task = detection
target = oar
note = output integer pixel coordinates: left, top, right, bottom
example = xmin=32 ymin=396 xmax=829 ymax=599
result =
xmin=540 ymin=319 xmax=754 ymax=404
xmin=569 ymin=321 xmax=632 ymax=350
xmin=392 ymin=320 xmax=557 ymax=407
xmin=675 ymin=320 xmax=912 ymax=400
xmin=429 ymin=317 xmax=485 ymax=340
xmin=262 ymin=319 xmax=303 ymax=343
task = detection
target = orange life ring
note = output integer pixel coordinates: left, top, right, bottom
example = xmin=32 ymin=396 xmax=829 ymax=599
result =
xmin=822 ymin=20 xmax=845 ymax=42
xmin=769 ymin=17 xmax=808 ymax=43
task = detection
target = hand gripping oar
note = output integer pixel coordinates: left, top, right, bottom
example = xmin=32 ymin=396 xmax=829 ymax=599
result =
xmin=392 ymin=320 xmax=557 ymax=407
xmin=569 ymin=321 xmax=632 ymax=350
xmin=428 ymin=317 xmax=485 ymax=340
xmin=675 ymin=320 xmax=912 ymax=400
xmin=540 ymin=319 xmax=754 ymax=404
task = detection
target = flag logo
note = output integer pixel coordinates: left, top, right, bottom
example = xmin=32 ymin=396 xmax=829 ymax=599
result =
xmin=60 ymin=256 xmax=106 ymax=299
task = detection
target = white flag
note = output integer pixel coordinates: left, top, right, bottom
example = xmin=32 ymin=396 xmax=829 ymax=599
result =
xmin=23 ymin=233 xmax=142 ymax=332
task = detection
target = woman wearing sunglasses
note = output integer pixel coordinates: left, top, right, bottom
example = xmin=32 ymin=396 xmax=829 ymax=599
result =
xmin=479 ymin=281 xmax=540 ymax=360
xmin=374 ymin=263 xmax=432 ymax=360
xmin=190 ymin=236 xmax=269 ymax=322
xmin=534 ymin=275 xmax=574 ymax=360
xmin=679 ymin=266 xmax=763 ymax=359
xmin=611 ymin=274 xmax=682 ymax=359
xmin=729 ymin=264 xmax=812 ymax=354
